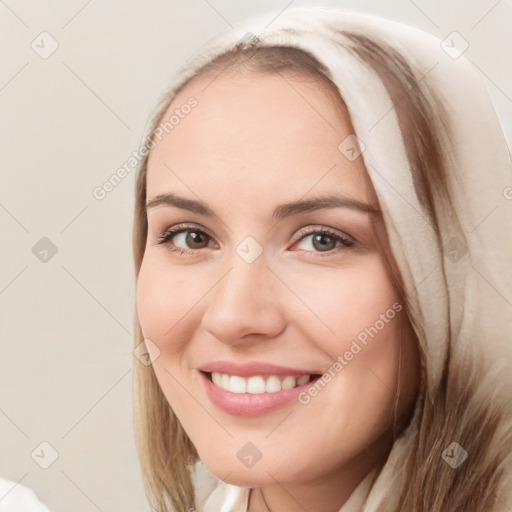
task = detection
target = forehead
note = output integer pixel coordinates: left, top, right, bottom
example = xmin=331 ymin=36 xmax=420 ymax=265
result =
xmin=146 ymin=69 xmax=375 ymax=207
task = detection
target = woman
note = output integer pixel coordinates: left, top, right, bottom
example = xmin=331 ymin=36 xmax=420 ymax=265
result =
xmin=132 ymin=7 xmax=512 ymax=512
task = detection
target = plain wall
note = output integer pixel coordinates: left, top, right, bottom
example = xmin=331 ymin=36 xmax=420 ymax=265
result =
xmin=1 ymin=1 xmax=510 ymax=511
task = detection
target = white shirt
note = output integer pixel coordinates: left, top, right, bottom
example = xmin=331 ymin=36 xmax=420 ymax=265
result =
xmin=0 ymin=478 xmax=51 ymax=512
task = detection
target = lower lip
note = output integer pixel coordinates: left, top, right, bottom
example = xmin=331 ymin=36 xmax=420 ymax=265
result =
xmin=199 ymin=371 xmax=319 ymax=417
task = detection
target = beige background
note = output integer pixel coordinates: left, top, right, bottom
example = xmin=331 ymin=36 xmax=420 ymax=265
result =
xmin=1 ymin=1 xmax=510 ymax=511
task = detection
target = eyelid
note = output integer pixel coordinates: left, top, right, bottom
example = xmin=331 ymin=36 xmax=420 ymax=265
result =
xmin=155 ymin=222 xmax=215 ymax=243
xmin=291 ymin=225 xmax=355 ymax=245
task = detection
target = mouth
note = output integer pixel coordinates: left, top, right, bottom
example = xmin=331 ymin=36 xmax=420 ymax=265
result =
xmin=202 ymin=371 xmax=322 ymax=394
xmin=199 ymin=370 xmax=322 ymax=417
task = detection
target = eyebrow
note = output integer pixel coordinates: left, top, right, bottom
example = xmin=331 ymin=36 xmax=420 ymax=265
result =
xmin=145 ymin=192 xmax=381 ymax=221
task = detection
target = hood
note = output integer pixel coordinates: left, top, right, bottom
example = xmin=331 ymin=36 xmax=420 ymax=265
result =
xmin=145 ymin=7 xmax=512 ymax=511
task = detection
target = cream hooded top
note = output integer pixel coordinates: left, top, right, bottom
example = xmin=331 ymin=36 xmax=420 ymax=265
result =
xmin=141 ymin=6 xmax=512 ymax=511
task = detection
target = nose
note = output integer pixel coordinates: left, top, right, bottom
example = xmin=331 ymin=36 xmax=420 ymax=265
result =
xmin=200 ymin=253 xmax=287 ymax=347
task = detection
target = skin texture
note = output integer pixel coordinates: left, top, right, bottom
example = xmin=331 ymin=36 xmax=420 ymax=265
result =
xmin=136 ymin=68 xmax=420 ymax=512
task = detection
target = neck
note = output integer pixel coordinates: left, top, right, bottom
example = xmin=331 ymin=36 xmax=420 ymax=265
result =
xmin=248 ymin=459 xmax=382 ymax=512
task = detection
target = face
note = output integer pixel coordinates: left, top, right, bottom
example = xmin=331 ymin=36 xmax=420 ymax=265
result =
xmin=136 ymin=67 xmax=420 ymax=488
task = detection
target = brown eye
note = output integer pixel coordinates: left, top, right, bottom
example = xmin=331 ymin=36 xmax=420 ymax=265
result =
xmin=184 ymin=230 xmax=210 ymax=249
xmin=156 ymin=225 xmax=215 ymax=255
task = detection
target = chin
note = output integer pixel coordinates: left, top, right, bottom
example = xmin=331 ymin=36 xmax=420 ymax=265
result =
xmin=199 ymin=453 xmax=310 ymax=488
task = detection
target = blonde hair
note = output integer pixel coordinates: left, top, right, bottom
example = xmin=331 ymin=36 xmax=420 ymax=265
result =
xmin=132 ymin=33 xmax=512 ymax=512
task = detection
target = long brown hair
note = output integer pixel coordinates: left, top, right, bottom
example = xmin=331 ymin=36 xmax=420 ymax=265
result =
xmin=132 ymin=34 xmax=512 ymax=512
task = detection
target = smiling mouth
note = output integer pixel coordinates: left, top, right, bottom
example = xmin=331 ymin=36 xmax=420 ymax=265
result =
xmin=203 ymin=371 xmax=322 ymax=394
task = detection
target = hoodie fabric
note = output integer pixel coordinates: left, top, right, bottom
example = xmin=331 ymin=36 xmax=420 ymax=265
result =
xmin=143 ymin=7 xmax=512 ymax=511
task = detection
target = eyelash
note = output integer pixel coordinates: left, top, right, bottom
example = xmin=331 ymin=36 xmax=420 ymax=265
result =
xmin=154 ymin=223 xmax=355 ymax=258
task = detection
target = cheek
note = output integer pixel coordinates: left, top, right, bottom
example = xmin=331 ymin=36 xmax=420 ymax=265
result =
xmin=135 ymin=256 xmax=195 ymax=355
xmin=295 ymin=259 xmax=405 ymax=412
xmin=135 ymin=258 xmax=200 ymax=411
xmin=136 ymin=259 xmax=167 ymax=341
xmin=295 ymin=258 xmax=399 ymax=345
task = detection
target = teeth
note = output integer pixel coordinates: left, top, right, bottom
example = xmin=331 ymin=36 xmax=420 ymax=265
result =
xmin=297 ymin=375 xmax=310 ymax=386
xmin=230 ymin=375 xmax=246 ymax=393
xmin=266 ymin=375 xmax=281 ymax=393
xmin=247 ymin=376 xmax=265 ymax=394
xmin=281 ymin=376 xmax=296 ymax=390
xmin=210 ymin=372 xmax=311 ymax=394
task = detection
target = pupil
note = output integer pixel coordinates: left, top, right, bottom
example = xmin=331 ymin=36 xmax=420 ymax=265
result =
xmin=187 ymin=231 xmax=206 ymax=248
xmin=313 ymin=233 xmax=334 ymax=251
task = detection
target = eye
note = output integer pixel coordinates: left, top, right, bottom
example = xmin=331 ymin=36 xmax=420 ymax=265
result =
xmin=154 ymin=224 xmax=216 ymax=255
xmin=291 ymin=226 xmax=354 ymax=258
xmin=153 ymin=224 xmax=354 ymax=257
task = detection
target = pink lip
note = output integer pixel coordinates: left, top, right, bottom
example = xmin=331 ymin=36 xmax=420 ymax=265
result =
xmin=198 ymin=369 xmax=321 ymax=417
xmin=198 ymin=360 xmax=318 ymax=377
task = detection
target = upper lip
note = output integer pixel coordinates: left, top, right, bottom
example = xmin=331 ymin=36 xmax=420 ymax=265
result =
xmin=198 ymin=360 xmax=320 ymax=378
